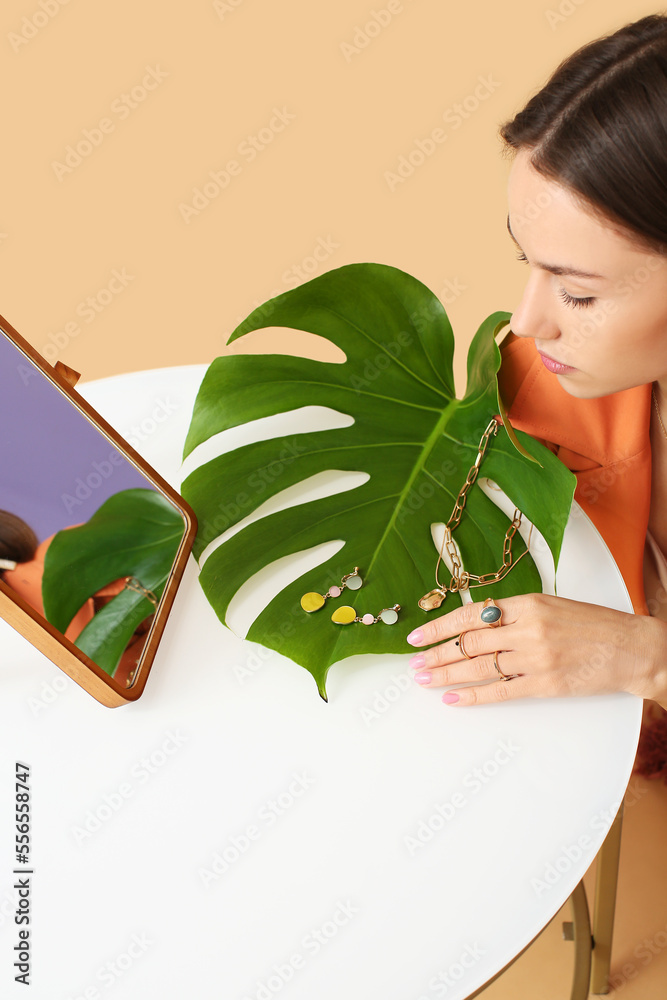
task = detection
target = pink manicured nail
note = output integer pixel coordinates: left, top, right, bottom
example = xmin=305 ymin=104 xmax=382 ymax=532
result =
xmin=409 ymin=654 xmax=425 ymax=670
xmin=414 ymin=672 xmax=431 ymax=685
xmin=407 ymin=629 xmax=424 ymax=646
xmin=442 ymin=692 xmax=460 ymax=704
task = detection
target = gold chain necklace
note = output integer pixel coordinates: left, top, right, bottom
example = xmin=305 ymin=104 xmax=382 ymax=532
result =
xmin=418 ymin=417 xmax=532 ymax=611
xmin=652 ymin=385 xmax=667 ymax=442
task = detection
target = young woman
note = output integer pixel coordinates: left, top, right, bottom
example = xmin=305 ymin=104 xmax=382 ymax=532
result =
xmin=406 ymin=14 xmax=667 ymax=736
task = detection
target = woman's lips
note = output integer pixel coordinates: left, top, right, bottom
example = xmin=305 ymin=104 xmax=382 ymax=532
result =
xmin=537 ymin=351 xmax=578 ymax=374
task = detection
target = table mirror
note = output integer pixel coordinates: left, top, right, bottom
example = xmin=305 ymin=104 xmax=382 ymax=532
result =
xmin=0 ymin=315 xmax=197 ymax=707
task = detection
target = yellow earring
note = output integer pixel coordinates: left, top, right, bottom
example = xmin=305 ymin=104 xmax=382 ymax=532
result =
xmin=331 ymin=604 xmax=400 ymax=626
xmin=300 ymin=567 xmax=363 ymax=612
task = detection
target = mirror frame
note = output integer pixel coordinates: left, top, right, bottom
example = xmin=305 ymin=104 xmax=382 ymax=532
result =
xmin=0 ymin=313 xmax=197 ymax=707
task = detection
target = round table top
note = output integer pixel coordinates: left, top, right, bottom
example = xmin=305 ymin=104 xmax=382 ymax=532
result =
xmin=0 ymin=364 xmax=642 ymax=1000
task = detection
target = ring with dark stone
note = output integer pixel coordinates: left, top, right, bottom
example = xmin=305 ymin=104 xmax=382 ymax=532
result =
xmin=480 ymin=598 xmax=502 ymax=627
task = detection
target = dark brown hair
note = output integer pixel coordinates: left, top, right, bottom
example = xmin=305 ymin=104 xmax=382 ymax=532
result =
xmin=0 ymin=510 xmax=38 ymax=565
xmin=499 ymin=14 xmax=667 ymax=255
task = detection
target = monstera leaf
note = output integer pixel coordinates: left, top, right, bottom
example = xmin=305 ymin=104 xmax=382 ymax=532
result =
xmin=182 ymin=263 xmax=576 ymax=699
xmin=42 ymin=488 xmax=185 ymax=675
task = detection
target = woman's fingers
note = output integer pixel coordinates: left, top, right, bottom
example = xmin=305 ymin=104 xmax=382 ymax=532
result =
xmin=410 ymin=624 xmax=520 ymax=671
xmin=440 ymin=674 xmax=533 ymax=707
xmin=413 ymin=649 xmax=522 ymax=688
xmin=407 ymin=596 xmax=522 ymax=648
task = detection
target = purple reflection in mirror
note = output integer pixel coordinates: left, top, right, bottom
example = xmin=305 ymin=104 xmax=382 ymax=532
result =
xmin=0 ymin=333 xmax=153 ymax=541
xmin=0 ymin=330 xmax=186 ymax=690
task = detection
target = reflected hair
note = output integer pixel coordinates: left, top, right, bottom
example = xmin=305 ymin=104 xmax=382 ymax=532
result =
xmin=499 ymin=13 xmax=667 ymax=256
xmin=0 ymin=510 xmax=38 ymax=565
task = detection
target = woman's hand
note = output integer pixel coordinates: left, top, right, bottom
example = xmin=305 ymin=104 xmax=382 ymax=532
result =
xmin=406 ymin=593 xmax=667 ymax=706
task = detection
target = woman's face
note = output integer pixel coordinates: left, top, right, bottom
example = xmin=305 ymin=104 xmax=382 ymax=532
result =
xmin=506 ymin=148 xmax=667 ymax=398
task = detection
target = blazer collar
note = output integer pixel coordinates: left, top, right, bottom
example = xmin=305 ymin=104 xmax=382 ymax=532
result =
xmin=508 ymin=342 xmax=652 ymax=468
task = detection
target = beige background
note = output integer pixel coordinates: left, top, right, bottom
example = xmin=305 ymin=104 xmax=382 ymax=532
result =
xmin=0 ymin=0 xmax=661 ymax=392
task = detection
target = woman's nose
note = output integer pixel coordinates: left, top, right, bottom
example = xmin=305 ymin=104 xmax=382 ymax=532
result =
xmin=509 ymin=275 xmax=560 ymax=342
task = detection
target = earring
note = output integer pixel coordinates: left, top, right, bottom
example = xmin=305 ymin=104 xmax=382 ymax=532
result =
xmin=331 ymin=604 xmax=400 ymax=625
xmin=300 ymin=567 xmax=363 ymax=612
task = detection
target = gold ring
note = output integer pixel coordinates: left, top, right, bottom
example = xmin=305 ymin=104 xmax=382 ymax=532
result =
xmin=457 ymin=630 xmax=472 ymax=659
xmin=481 ymin=598 xmax=502 ymax=628
xmin=123 ymin=576 xmax=158 ymax=608
xmin=493 ymin=650 xmax=517 ymax=682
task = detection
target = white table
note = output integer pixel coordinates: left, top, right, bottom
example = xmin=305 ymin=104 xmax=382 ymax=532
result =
xmin=0 ymin=365 xmax=642 ymax=1000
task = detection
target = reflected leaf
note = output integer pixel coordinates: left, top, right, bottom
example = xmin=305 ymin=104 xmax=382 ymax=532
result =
xmin=42 ymin=488 xmax=185 ymax=675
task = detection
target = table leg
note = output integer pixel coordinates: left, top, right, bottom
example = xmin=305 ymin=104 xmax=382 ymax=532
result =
xmin=464 ymin=800 xmax=624 ymax=999
xmin=565 ymin=880 xmax=592 ymax=1000
xmin=589 ymin=802 xmax=625 ymax=994
xmin=465 ymin=881 xmax=592 ymax=1000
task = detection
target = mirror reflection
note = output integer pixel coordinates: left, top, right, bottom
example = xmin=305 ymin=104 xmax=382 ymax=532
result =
xmin=0 ymin=329 xmax=187 ymax=687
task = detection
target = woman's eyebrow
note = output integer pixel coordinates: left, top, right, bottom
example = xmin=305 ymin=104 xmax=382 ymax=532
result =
xmin=506 ymin=214 xmax=605 ymax=280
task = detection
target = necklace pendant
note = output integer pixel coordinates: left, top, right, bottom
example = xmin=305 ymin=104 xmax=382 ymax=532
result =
xmin=418 ymin=588 xmax=447 ymax=612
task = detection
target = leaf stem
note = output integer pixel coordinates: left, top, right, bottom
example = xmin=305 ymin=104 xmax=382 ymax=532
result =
xmin=366 ymin=400 xmax=458 ymax=575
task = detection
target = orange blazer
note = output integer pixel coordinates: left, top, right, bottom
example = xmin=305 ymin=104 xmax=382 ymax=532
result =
xmin=497 ymin=331 xmax=652 ymax=616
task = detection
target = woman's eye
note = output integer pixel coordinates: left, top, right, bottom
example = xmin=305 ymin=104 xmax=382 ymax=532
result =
xmin=513 ymin=249 xmax=596 ymax=308
xmin=557 ymin=288 xmax=596 ymax=309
